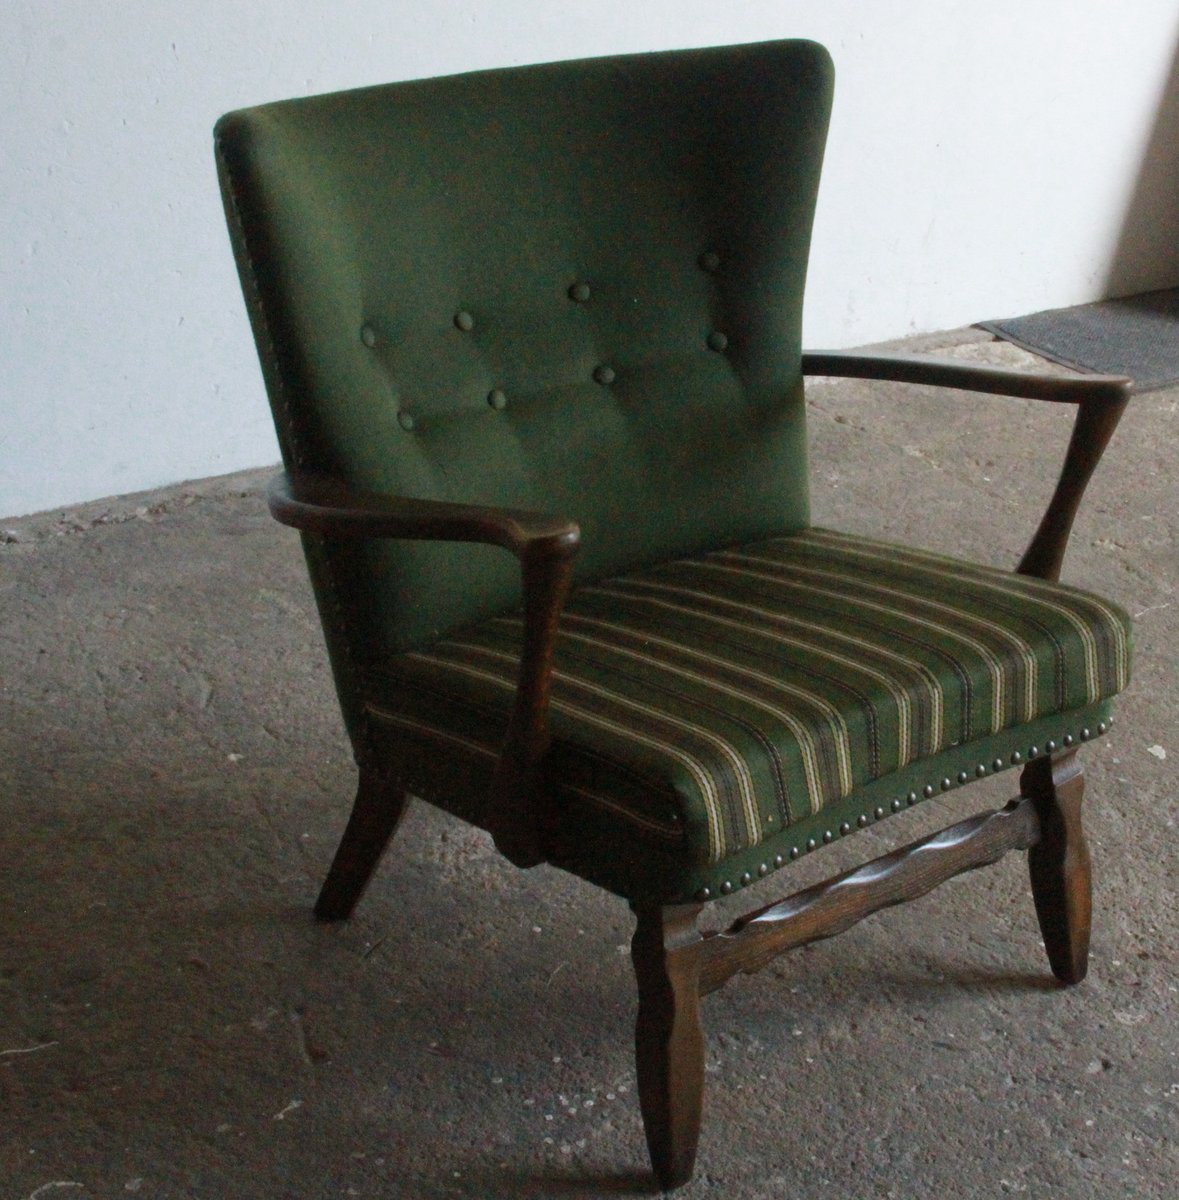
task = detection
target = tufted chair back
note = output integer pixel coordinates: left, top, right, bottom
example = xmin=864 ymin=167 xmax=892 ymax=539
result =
xmin=216 ymin=40 xmax=834 ymax=713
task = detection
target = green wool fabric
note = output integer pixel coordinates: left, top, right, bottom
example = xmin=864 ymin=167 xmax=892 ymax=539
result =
xmin=215 ymin=39 xmax=833 ymax=721
xmin=368 ymin=528 xmax=1129 ymax=896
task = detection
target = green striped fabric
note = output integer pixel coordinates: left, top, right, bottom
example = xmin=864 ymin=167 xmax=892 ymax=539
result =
xmin=368 ymin=528 xmax=1131 ymax=866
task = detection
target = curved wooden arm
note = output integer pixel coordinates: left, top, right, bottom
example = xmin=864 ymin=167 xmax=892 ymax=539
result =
xmin=268 ymin=470 xmax=580 ymax=867
xmin=802 ymin=350 xmax=1133 ymax=581
xmin=802 ymin=349 xmax=1131 ymax=405
xmin=267 ymin=470 xmax=580 ymax=561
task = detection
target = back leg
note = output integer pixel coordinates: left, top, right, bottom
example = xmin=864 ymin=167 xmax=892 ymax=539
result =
xmin=1023 ymin=749 xmax=1091 ymax=984
xmin=315 ymin=766 xmax=410 ymax=921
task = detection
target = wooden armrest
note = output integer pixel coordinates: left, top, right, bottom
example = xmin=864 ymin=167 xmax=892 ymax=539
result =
xmin=801 ymin=349 xmax=1132 ymax=405
xmin=268 ymin=469 xmax=579 ymax=868
xmin=802 ymin=350 xmax=1133 ymax=581
xmin=267 ymin=470 xmax=580 ymax=562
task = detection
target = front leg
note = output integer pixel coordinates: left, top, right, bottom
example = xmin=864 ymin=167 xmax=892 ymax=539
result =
xmin=1023 ymin=749 xmax=1092 ymax=984
xmin=630 ymin=901 xmax=706 ymax=1190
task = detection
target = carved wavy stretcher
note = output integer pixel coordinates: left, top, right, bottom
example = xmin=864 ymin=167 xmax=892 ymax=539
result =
xmin=698 ymin=797 xmax=1042 ymax=996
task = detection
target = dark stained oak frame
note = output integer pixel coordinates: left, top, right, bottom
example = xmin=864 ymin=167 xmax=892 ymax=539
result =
xmin=268 ymin=351 xmax=1131 ymax=1190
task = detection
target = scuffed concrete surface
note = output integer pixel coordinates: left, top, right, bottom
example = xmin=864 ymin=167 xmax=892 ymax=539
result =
xmin=1 ymin=331 xmax=1175 ymax=1198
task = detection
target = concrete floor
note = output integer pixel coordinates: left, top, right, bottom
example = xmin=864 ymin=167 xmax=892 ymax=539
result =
xmin=2 ymin=329 xmax=1176 ymax=1199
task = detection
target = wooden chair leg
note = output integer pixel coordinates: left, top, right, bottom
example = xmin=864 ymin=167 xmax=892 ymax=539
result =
xmin=1022 ymin=749 xmax=1092 ymax=985
xmin=314 ymin=766 xmax=410 ymax=922
xmin=630 ymin=902 xmax=706 ymax=1191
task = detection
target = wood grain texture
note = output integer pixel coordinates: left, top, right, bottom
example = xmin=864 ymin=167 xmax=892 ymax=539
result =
xmin=268 ymin=468 xmax=582 ymax=868
xmin=486 ymin=549 xmax=575 ymax=866
xmin=314 ymin=766 xmax=411 ymax=921
xmin=801 ymin=350 xmax=1131 ymax=581
xmin=267 ymin=470 xmax=581 ymax=561
xmin=1023 ymin=750 xmax=1091 ymax=984
xmin=802 ymin=350 xmax=1131 ymax=405
xmin=1016 ymin=394 xmax=1130 ymax=580
xmin=631 ymin=902 xmax=706 ymax=1192
xmin=698 ymin=798 xmax=1041 ymax=996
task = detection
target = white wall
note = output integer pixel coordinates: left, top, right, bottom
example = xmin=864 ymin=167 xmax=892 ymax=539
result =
xmin=4 ymin=0 xmax=1179 ymax=517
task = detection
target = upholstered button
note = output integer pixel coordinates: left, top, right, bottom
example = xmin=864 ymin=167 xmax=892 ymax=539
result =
xmin=487 ymin=388 xmax=508 ymax=411
xmin=707 ymin=331 xmax=729 ymax=352
xmin=454 ymin=310 xmax=475 ymax=332
xmin=397 ymin=410 xmax=416 ymax=431
xmin=568 ymin=282 xmax=591 ymax=302
xmin=360 ymin=323 xmax=377 ymax=347
xmin=593 ymin=365 xmax=615 ymax=385
xmin=698 ymin=251 xmax=721 ymax=272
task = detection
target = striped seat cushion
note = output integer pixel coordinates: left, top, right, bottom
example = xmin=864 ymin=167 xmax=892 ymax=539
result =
xmin=367 ymin=528 xmax=1131 ymax=868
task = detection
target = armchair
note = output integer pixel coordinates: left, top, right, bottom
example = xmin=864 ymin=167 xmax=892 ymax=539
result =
xmin=216 ymin=39 xmax=1132 ymax=1190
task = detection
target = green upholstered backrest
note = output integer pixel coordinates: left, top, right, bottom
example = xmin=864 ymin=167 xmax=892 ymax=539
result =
xmin=216 ymin=40 xmax=834 ymax=676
